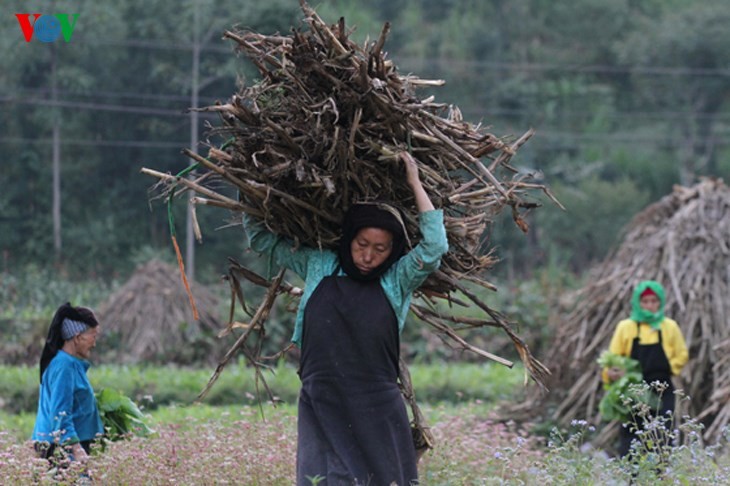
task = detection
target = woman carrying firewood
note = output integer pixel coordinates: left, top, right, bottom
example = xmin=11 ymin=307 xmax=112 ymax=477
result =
xmin=243 ymin=151 xmax=447 ymax=485
xmin=602 ymin=280 xmax=689 ymax=457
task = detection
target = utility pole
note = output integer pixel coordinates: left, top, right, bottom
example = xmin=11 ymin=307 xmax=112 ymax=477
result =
xmin=187 ymin=0 xmax=201 ymax=281
xmin=51 ymin=44 xmax=62 ymax=263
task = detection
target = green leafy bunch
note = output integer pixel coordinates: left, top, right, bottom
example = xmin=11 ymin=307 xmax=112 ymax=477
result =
xmin=96 ymin=388 xmax=155 ymax=441
xmin=597 ymin=351 xmax=657 ymax=422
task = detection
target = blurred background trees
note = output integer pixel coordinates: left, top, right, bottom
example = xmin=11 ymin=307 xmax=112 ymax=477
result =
xmin=1 ymin=0 xmax=728 ymax=349
xmin=3 ymin=0 xmax=729 ymax=280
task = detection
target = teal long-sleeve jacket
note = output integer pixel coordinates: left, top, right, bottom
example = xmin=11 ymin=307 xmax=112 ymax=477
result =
xmin=32 ymin=350 xmax=104 ymax=445
xmin=243 ymin=209 xmax=449 ymax=347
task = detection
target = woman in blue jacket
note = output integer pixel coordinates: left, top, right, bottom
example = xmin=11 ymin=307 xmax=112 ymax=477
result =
xmin=32 ymin=303 xmax=104 ymax=463
xmin=244 ymin=152 xmax=448 ymax=485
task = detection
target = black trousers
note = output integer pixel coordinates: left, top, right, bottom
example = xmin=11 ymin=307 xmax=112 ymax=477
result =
xmin=35 ymin=439 xmax=92 ymax=464
xmin=619 ymin=385 xmax=675 ymax=457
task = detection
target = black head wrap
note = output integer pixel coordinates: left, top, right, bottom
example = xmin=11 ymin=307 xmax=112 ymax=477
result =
xmin=338 ymin=202 xmax=408 ymax=281
xmin=39 ymin=303 xmax=99 ymax=383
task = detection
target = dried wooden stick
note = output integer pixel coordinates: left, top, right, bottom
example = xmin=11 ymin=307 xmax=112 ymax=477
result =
xmin=197 ymin=268 xmax=286 ymax=402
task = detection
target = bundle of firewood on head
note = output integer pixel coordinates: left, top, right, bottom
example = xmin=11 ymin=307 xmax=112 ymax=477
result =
xmin=143 ymin=1 xmax=558 ymax=395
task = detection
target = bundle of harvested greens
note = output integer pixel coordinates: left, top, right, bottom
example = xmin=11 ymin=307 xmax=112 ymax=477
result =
xmin=596 ymin=351 xmax=657 ymax=423
xmin=143 ymin=1 xmax=555 ymax=396
xmin=96 ymin=388 xmax=154 ymax=442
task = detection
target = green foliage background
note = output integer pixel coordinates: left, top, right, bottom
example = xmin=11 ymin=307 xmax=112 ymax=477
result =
xmin=2 ymin=0 xmax=729 ymax=281
xmin=1 ymin=0 xmax=729 ymax=372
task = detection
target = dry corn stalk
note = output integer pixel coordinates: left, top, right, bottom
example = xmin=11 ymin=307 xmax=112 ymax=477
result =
xmin=145 ymin=1 xmax=557 ymax=394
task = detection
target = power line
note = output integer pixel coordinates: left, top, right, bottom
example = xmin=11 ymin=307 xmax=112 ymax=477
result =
xmin=76 ymin=38 xmax=234 ymax=54
xmin=462 ymin=106 xmax=730 ymax=123
xmin=533 ymin=130 xmax=729 ymax=147
xmin=1 ymin=99 xmax=726 ymax=149
xmin=388 ymin=56 xmax=730 ymax=77
xmin=4 ymin=90 xmax=730 ymax=126
xmin=0 ymin=97 xmax=220 ymax=120
xmin=2 ymin=127 xmax=726 ymax=150
xmin=0 ymin=97 xmax=184 ymax=117
xmin=3 ymin=87 xmax=231 ymax=112
xmin=9 ymin=86 xmax=209 ymax=104
xmin=13 ymin=28 xmax=730 ymax=78
xmin=0 ymin=137 xmax=186 ymax=149
xmin=6 ymin=37 xmax=729 ymax=122
xmin=74 ymin=37 xmax=730 ymax=77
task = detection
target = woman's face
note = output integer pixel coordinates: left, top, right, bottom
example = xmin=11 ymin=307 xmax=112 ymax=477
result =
xmin=350 ymin=227 xmax=393 ymax=275
xmin=639 ymin=294 xmax=661 ymax=313
xmin=73 ymin=326 xmax=99 ymax=360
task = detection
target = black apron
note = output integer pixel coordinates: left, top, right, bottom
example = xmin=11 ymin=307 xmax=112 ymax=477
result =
xmin=296 ymin=274 xmax=417 ymax=486
xmin=619 ymin=321 xmax=675 ymax=457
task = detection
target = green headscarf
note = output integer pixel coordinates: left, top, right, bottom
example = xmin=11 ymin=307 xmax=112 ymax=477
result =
xmin=630 ymin=280 xmax=665 ymax=329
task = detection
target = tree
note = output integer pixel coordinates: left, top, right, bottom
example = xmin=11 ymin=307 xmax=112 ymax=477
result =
xmin=537 ymin=176 xmax=650 ymax=271
xmin=122 ymin=0 xmax=300 ymax=280
xmin=0 ymin=2 xmax=127 ymax=269
xmin=0 ymin=0 xmax=301 ymax=277
xmin=615 ymin=0 xmax=730 ymax=184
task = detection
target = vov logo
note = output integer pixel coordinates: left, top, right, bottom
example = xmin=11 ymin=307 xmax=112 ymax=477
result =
xmin=15 ymin=14 xmax=80 ymax=43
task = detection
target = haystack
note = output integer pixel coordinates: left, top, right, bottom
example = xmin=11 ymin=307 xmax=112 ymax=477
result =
xmin=96 ymin=260 xmax=225 ymax=365
xmin=520 ymin=179 xmax=730 ymax=445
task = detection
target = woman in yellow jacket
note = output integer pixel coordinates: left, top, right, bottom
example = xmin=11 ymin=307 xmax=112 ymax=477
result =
xmin=604 ymin=280 xmax=688 ymax=457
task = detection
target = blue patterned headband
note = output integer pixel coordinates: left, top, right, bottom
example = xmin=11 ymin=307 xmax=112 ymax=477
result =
xmin=61 ymin=318 xmax=90 ymax=340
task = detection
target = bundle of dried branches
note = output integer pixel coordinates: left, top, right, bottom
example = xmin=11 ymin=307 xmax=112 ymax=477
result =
xmin=96 ymin=260 xmax=225 ymax=365
xmin=144 ymin=1 xmax=554 ymax=396
xmin=512 ymin=179 xmax=730 ymax=445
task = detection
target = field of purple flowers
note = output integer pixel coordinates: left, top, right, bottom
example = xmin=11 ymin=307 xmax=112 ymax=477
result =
xmin=2 ymin=400 xmax=729 ymax=485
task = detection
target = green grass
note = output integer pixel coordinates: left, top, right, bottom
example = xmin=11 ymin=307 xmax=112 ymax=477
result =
xmin=0 ymin=360 xmax=526 ymax=414
xmin=0 ymin=361 xmax=525 ymax=441
xmin=147 ymin=402 xmax=299 ymax=429
xmin=0 ymin=410 xmax=35 ymax=441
